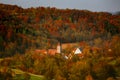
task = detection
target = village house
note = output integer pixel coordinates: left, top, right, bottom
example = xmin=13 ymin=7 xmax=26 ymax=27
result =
xmin=34 ymin=43 xmax=61 ymax=55
xmin=34 ymin=42 xmax=85 ymax=59
xmin=73 ymin=48 xmax=82 ymax=54
xmin=64 ymin=47 xmax=83 ymax=59
xmin=61 ymin=43 xmax=84 ymax=59
xmin=73 ymin=48 xmax=84 ymax=57
xmin=35 ymin=49 xmax=47 ymax=55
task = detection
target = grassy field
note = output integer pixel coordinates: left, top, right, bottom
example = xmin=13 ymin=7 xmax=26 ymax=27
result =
xmin=30 ymin=75 xmax=44 ymax=80
xmin=0 ymin=58 xmax=44 ymax=80
xmin=12 ymin=69 xmax=44 ymax=80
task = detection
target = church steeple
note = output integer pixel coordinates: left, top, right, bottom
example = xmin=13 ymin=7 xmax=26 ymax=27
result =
xmin=57 ymin=43 xmax=62 ymax=53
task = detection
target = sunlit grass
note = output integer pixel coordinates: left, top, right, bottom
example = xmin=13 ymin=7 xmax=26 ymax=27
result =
xmin=12 ymin=69 xmax=25 ymax=74
xmin=30 ymin=75 xmax=44 ymax=80
xmin=12 ymin=69 xmax=44 ymax=80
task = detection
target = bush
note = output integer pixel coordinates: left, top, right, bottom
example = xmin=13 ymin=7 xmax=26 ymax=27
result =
xmin=0 ymin=67 xmax=13 ymax=80
xmin=93 ymin=62 xmax=116 ymax=80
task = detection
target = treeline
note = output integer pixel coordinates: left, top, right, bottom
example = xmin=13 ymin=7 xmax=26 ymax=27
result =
xmin=0 ymin=3 xmax=120 ymax=57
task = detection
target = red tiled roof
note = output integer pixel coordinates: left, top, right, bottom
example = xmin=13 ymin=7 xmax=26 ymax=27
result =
xmin=35 ymin=49 xmax=47 ymax=55
xmin=48 ymin=49 xmax=57 ymax=55
xmin=35 ymin=49 xmax=57 ymax=55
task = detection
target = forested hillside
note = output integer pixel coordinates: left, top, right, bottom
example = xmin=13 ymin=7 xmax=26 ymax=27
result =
xmin=0 ymin=3 xmax=120 ymax=57
xmin=0 ymin=3 xmax=120 ymax=80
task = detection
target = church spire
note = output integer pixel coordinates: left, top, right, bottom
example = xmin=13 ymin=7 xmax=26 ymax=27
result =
xmin=57 ymin=43 xmax=62 ymax=53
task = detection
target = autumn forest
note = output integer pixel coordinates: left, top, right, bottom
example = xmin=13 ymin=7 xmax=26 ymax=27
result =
xmin=0 ymin=3 xmax=120 ymax=80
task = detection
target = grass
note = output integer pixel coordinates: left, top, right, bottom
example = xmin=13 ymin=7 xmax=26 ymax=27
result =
xmin=12 ymin=69 xmax=44 ymax=80
xmin=30 ymin=75 xmax=44 ymax=80
xmin=0 ymin=62 xmax=44 ymax=80
xmin=12 ymin=69 xmax=25 ymax=74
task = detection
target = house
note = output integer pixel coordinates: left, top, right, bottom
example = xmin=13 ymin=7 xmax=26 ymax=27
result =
xmin=73 ymin=48 xmax=84 ymax=57
xmin=62 ymin=43 xmax=78 ymax=49
xmin=34 ymin=42 xmax=83 ymax=57
xmin=64 ymin=47 xmax=83 ymax=59
xmin=48 ymin=49 xmax=57 ymax=55
xmin=35 ymin=49 xmax=47 ymax=55
xmin=35 ymin=49 xmax=57 ymax=55
xmin=34 ymin=43 xmax=61 ymax=56
xmin=74 ymin=48 xmax=82 ymax=54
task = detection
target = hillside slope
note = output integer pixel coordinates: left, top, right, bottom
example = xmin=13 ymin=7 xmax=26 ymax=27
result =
xmin=0 ymin=3 xmax=120 ymax=57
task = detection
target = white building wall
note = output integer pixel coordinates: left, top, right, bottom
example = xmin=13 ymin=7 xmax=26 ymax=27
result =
xmin=57 ymin=45 xmax=61 ymax=53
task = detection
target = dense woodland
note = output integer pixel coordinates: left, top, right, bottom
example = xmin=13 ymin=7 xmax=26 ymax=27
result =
xmin=0 ymin=3 xmax=120 ymax=80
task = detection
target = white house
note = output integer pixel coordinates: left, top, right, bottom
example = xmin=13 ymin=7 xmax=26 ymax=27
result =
xmin=74 ymin=48 xmax=82 ymax=54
